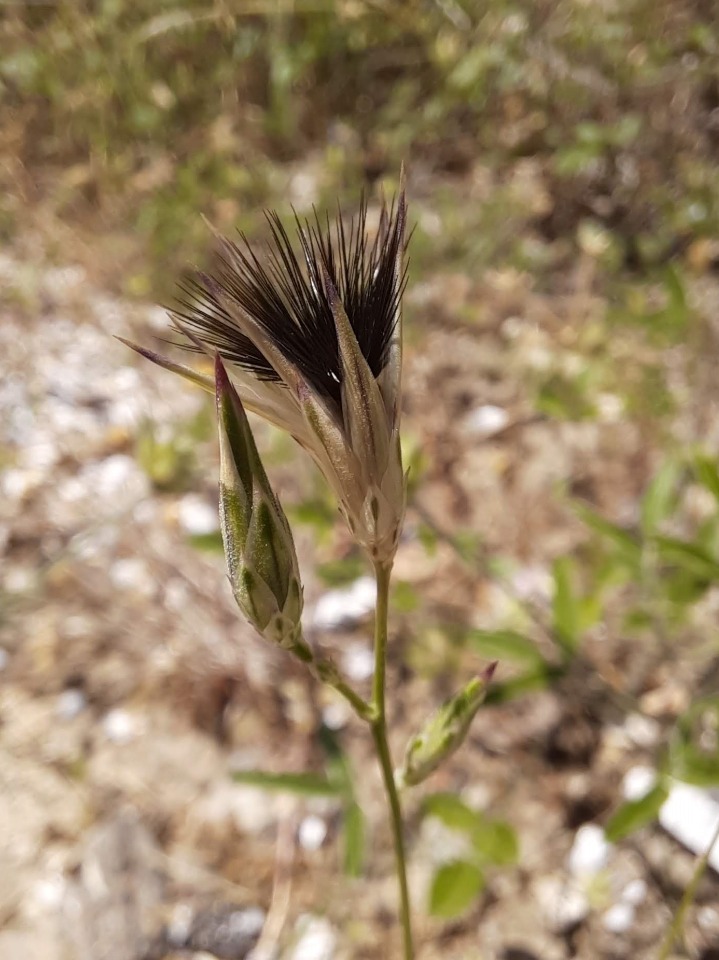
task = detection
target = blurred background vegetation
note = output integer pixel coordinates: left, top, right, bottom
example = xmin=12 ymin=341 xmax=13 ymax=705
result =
xmin=2 ymin=0 xmax=718 ymax=294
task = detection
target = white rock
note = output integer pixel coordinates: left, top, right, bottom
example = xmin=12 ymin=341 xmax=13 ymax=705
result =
xmin=659 ymin=782 xmax=719 ymax=872
xmin=164 ymin=578 xmax=190 ymax=611
xmin=62 ymin=616 xmax=94 ymax=639
xmin=623 ymin=713 xmax=661 ymax=748
xmin=596 ymin=393 xmax=624 ymax=423
xmin=321 ymin=702 xmax=349 ymax=731
xmin=177 ymin=495 xmax=218 ymax=536
xmin=697 ymin=904 xmax=719 ymax=930
xmin=166 ymin=903 xmax=194 ymax=947
xmin=620 ymin=878 xmax=647 ymax=906
xmin=419 ymin=209 xmax=442 ymax=238
xmin=56 ymin=689 xmax=87 ymax=720
xmin=288 ymin=170 xmax=319 ymax=209
xmin=103 ymin=708 xmax=139 ymax=744
xmin=110 ymin=558 xmax=154 ymax=596
xmin=286 ymin=915 xmax=337 ymax=960
xmin=95 ymin=455 xmax=148 ymax=499
xmin=623 ymin=768 xmax=719 ymax=873
xmin=535 ymin=876 xmax=589 ymax=932
xmin=510 ymin=563 xmax=553 ymax=603
xmin=133 ymin=499 xmax=159 ymax=525
xmin=465 ymin=404 xmax=510 ymax=437
xmin=298 ymin=815 xmax=327 ymax=852
xmin=567 ymin=823 xmax=611 ymax=877
xmin=195 ymin=782 xmax=279 ymax=836
xmin=603 ymin=902 xmax=635 ymax=934
xmin=312 ymin=577 xmax=376 ymax=631
xmin=340 ymin=643 xmax=374 ymax=683
xmin=25 ymin=873 xmax=67 ymax=916
xmin=1 ymin=468 xmax=39 ymax=500
xmin=145 ymin=306 xmax=171 ymax=331
xmin=4 ymin=566 xmax=35 ymax=594
xmin=22 ymin=439 xmax=60 ymax=470
xmin=73 ymin=526 xmax=118 ymax=561
xmin=45 ymin=265 xmax=86 ymax=292
xmin=226 ymin=907 xmax=265 ymax=940
xmin=622 ymin=766 xmax=657 ymax=801
xmin=60 ymin=455 xmax=149 ymax=507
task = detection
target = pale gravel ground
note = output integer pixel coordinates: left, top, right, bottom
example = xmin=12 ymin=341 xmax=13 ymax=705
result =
xmin=1 ymin=250 xmax=718 ymax=959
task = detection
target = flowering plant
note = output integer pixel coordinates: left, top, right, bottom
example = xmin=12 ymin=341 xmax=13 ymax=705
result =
xmin=122 ymin=170 xmax=493 ymax=958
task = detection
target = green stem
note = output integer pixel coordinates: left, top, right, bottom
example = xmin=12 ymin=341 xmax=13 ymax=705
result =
xmin=371 ymin=561 xmax=414 ymax=960
xmin=657 ymin=813 xmax=719 ymax=960
xmin=290 ymin=638 xmax=373 ymax=721
xmin=316 ymin=657 xmax=375 ymax=722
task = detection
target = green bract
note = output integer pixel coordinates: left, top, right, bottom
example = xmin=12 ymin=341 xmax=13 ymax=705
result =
xmin=398 ymin=665 xmax=496 ymax=788
xmin=215 ymin=356 xmax=303 ymax=649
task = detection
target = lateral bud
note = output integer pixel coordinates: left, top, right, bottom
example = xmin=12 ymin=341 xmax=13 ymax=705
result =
xmin=215 ymin=356 xmax=303 ymax=648
xmin=397 ymin=664 xmax=497 ymax=788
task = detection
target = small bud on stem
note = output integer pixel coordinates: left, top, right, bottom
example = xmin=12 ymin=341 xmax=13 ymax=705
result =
xmin=216 ymin=356 xmax=304 ymax=649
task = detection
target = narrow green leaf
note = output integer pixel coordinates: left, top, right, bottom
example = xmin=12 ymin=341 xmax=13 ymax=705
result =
xmin=485 ymin=665 xmax=563 ymax=704
xmin=641 ymin=459 xmax=682 ymax=533
xmin=663 ymin=569 xmax=711 ymax=605
xmin=574 ymin=503 xmax=641 ymax=563
xmin=670 ymin=697 xmax=719 ymax=786
xmin=471 ymin=818 xmax=519 ymax=866
xmin=187 ymin=531 xmax=224 ymax=552
xmin=319 ymin=724 xmax=354 ymax=796
xmin=417 ymin=523 xmax=438 ymax=557
xmin=343 ymin=801 xmax=365 ymax=876
xmin=605 ymin=783 xmax=668 ymax=841
xmin=392 ymin=580 xmax=420 ymax=614
xmin=424 ymin=793 xmax=482 ymax=833
xmin=468 ymin=629 xmax=545 ymax=666
xmin=289 ymin=498 xmax=336 ymax=536
xmin=552 ymin=557 xmax=581 ymax=653
xmin=694 ymin=455 xmax=719 ymax=503
xmin=654 ymin=536 xmax=719 ymax=581
xmin=670 ymin=748 xmax=719 ymax=787
xmin=579 ymin=592 xmax=602 ymax=633
xmin=316 ymin=554 xmax=365 ymax=587
xmin=429 ymin=861 xmax=485 ymax=918
xmin=452 ymin=531 xmax=482 ymax=564
xmin=231 ymin=770 xmax=343 ymax=797
xmin=663 ymin=263 xmax=687 ymax=310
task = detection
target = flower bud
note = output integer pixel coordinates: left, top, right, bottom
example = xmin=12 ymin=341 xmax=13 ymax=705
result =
xmin=216 ymin=356 xmax=303 ymax=648
xmin=397 ymin=664 xmax=497 ymax=788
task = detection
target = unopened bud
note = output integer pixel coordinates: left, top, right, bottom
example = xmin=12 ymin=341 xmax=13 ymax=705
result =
xmin=216 ymin=356 xmax=303 ymax=648
xmin=398 ymin=664 xmax=497 ymax=787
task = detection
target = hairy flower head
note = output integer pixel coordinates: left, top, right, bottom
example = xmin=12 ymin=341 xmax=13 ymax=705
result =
xmin=124 ymin=173 xmax=408 ymax=563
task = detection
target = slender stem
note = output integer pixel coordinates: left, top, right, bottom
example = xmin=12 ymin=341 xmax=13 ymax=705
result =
xmin=657 ymin=813 xmax=719 ymax=960
xmin=316 ymin=656 xmax=375 ymax=722
xmin=291 ymin=638 xmax=374 ymax=721
xmin=371 ymin=560 xmax=414 ymax=960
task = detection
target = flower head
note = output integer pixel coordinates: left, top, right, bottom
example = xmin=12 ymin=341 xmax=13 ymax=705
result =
xmin=124 ymin=173 xmax=408 ymax=563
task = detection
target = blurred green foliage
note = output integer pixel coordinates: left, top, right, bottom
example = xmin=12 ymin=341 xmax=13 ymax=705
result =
xmin=423 ymin=792 xmax=518 ymax=918
xmin=1 ymin=0 xmax=718 ymax=293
